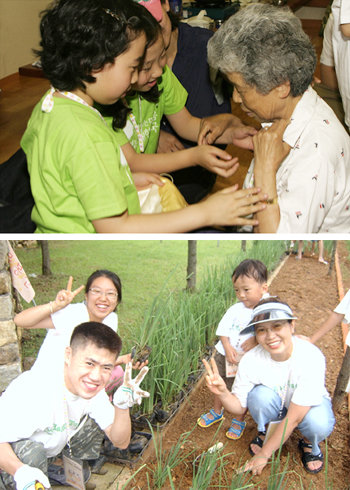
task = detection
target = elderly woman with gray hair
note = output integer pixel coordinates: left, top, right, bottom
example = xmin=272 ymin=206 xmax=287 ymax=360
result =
xmin=206 ymin=3 xmax=350 ymax=233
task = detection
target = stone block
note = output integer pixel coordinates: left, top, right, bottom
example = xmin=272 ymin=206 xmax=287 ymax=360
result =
xmin=0 ymin=241 xmax=8 ymax=269
xmin=0 ymin=342 xmax=20 ymax=364
xmin=0 ymin=294 xmax=13 ymax=320
xmin=0 ymin=271 xmax=11 ymax=295
xmin=0 ymin=320 xmax=17 ymax=346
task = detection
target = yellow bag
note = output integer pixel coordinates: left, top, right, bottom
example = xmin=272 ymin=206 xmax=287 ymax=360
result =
xmin=138 ymin=176 xmax=188 ymax=214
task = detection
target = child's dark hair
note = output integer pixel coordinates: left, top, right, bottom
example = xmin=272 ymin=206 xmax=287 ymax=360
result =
xmin=85 ymin=269 xmax=122 ymax=303
xmin=37 ymin=0 xmax=144 ymax=91
xmin=36 ymin=0 xmax=158 ymax=128
xmin=101 ymin=0 xmax=162 ymax=126
xmin=118 ymin=6 xmax=162 ymax=107
xmin=70 ymin=321 xmax=122 ymax=356
xmin=232 ymin=259 xmax=268 ymax=284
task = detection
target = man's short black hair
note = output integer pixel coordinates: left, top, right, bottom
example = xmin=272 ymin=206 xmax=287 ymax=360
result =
xmin=70 ymin=321 xmax=122 ymax=356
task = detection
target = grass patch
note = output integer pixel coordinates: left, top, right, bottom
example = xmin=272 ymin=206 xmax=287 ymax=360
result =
xmin=15 ymin=240 xmax=259 ymax=357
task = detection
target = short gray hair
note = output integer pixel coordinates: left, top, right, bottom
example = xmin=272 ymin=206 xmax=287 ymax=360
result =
xmin=207 ymin=3 xmax=316 ymax=96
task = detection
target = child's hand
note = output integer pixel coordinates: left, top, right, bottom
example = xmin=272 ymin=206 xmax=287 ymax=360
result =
xmin=231 ymin=124 xmax=258 ymax=150
xmin=241 ymin=336 xmax=257 ymax=352
xmin=132 ymin=172 xmax=164 ymax=190
xmin=193 ymin=145 xmax=239 ymax=178
xmin=203 ymin=358 xmax=227 ymax=395
xmin=198 ymin=114 xmax=258 ymax=149
xmin=53 ymin=276 xmax=84 ymax=311
xmin=157 ymin=130 xmax=185 ymax=153
xmin=201 ymin=186 xmax=267 ymax=227
xmin=198 ymin=113 xmax=237 ymax=145
xmin=225 ymin=345 xmax=238 ymax=364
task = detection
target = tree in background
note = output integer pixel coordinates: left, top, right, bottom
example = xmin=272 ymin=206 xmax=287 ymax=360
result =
xmin=186 ymin=240 xmax=197 ymax=291
xmin=40 ymin=240 xmax=52 ymax=276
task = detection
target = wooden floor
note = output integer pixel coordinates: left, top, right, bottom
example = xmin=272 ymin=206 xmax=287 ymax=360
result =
xmin=0 ymin=1 xmax=326 ymax=174
xmin=0 ymin=74 xmax=49 ymax=163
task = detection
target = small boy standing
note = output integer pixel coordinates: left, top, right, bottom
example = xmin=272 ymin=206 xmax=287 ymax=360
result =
xmin=197 ymin=259 xmax=269 ymax=440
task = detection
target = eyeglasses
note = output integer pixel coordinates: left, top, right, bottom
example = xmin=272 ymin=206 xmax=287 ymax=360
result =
xmin=88 ymin=288 xmax=118 ymax=300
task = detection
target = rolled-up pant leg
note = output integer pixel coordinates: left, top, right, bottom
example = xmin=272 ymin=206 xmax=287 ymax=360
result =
xmin=297 ymin=397 xmax=335 ymax=454
xmin=247 ymin=385 xmax=335 ymax=455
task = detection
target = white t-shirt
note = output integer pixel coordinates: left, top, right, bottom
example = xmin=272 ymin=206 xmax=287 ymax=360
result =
xmin=215 ymin=302 xmax=254 ymax=355
xmin=332 ymin=0 xmax=350 ymax=130
xmin=232 ymin=337 xmax=329 ymax=409
xmin=334 ymin=289 xmax=350 ymax=346
xmin=0 ymin=368 xmax=115 ymax=458
xmin=32 ymin=303 xmax=118 ymax=371
xmin=320 ymin=14 xmax=335 ymax=67
xmin=215 ymin=293 xmax=269 ymax=355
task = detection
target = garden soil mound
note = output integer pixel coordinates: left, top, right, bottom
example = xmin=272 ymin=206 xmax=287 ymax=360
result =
xmin=133 ymin=243 xmax=350 ymax=489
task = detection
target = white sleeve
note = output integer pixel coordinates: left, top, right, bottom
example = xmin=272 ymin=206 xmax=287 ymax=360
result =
xmin=320 ymin=14 xmax=335 ymax=66
xmin=51 ymin=303 xmax=89 ymax=333
xmin=334 ymin=289 xmax=350 ymax=323
xmin=88 ymin=391 xmax=115 ymax=430
xmin=291 ymin=348 xmax=327 ymax=407
xmin=102 ymin=312 xmax=118 ymax=333
xmin=0 ymin=372 xmax=44 ymax=443
xmin=340 ymin=0 xmax=350 ymax=24
xmin=216 ymin=304 xmax=238 ymax=337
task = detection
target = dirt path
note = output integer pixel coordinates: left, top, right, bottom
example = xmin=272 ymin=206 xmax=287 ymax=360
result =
xmin=132 ymin=244 xmax=350 ymax=489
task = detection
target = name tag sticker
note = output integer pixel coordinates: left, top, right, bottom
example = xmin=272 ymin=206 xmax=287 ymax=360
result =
xmin=63 ymin=452 xmax=86 ymax=490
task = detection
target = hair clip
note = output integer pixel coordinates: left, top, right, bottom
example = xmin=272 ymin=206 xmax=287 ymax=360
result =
xmin=103 ymin=8 xmax=120 ymax=20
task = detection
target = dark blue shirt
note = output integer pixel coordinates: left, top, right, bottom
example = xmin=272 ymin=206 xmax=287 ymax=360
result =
xmin=161 ymin=22 xmax=231 ymax=148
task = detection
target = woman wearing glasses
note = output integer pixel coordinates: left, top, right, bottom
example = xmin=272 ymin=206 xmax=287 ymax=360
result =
xmin=14 ymin=270 xmax=135 ymax=377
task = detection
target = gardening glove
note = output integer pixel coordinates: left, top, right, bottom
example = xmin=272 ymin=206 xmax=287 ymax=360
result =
xmin=113 ymin=362 xmax=150 ymax=409
xmin=14 ymin=464 xmax=51 ymax=490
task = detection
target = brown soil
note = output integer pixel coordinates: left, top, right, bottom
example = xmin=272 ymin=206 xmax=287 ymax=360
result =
xmin=130 ymin=241 xmax=350 ymax=490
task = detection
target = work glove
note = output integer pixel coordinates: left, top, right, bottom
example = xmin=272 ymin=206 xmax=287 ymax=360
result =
xmin=14 ymin=464 xmax=50 ymax=489
xmin=113 ymin=362 xmax=149 ymax=409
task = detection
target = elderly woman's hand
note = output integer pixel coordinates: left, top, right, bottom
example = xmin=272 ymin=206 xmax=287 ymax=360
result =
xmin=253 ymin=119 xmax=291 ymax=176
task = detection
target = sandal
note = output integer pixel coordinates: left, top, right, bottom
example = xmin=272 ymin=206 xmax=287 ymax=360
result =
xmin=226 ymin=418 xmax=246 ymax=440
xmin=249 ymin=431 xmax=266 ymax=456
xmin=298 ymin=439 xmax=324 ymax=474
xmin=197 ymin=409 xmax=224 ymax=428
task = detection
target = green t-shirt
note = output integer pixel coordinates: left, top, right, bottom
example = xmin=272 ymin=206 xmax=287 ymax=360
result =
xmin=114 ymin=65 xmax=188 ymax=154
xmin=21 ymin=93 xmax=140 ymax=233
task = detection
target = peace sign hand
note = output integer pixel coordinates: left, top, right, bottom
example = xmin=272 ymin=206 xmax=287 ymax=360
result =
xmin=113 ymin=362 xmax=150 ymax=409
xmin=53 ymin=276 xmax=84 ymax=311
xmin=202 ymin=358 xmax=227 ymax=396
